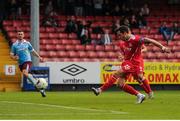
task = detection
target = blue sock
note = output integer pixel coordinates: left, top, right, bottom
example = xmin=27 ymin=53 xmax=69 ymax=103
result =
xmin=27 ymin=74 xmax=37 ymax=86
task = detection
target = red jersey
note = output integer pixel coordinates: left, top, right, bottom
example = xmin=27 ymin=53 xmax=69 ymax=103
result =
xmin=118 ymin=34 xmax=144 ymax=64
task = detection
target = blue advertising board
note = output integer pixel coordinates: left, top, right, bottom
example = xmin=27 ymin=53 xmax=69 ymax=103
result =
xmin=23 ymin=66 xmax=50 ymax=90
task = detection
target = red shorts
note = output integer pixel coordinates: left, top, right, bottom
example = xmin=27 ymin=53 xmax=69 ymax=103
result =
xmin=121 ymin=60 xmax=144 ymax=78
xmin=19 ymin=61 xmax=32 ymax=72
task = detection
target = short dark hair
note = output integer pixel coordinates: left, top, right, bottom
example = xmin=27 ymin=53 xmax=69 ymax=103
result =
xmin=17 ymin=30 xmax=24 ymax=33
xmin=116 ymin=25 xmax=130 ymax=34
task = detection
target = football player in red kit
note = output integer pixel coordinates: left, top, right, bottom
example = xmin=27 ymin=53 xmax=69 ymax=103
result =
xmin=92 ymin=25 xmax=170 ymax=104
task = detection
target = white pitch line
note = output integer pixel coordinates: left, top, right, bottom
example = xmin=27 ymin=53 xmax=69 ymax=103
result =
xmin=0 ymin=113 xmax=118 ymax=116
xmin=0 ymin=101 xmax=127 ymax=114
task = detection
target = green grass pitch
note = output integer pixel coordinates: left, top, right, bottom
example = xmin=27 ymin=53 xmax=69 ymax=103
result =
xmin=0 ymin=90 xmax=180 ymax=120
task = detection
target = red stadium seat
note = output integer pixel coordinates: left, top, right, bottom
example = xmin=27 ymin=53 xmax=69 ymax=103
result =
xmin=40 ymin=39 xmax=48 ymax=44
xmin=168 ymin=42 xmax=175 ymax=46
xmin=154 ymin=34 xmax=163 ymax=40
xmin=88 ymin=51 xmax=98 ymax=58
xmin=68 ymin=33 xmax=77 ymax=39
xmin=71 ymin=58 xmax=82 ymax=62
xmin=175 ymin=53 xmax=180 ymax=59
xmin=97 ymin=51 xmax=107 ymax=58
xmin=145 ymin=52 xmax=156 ymax=59
xmin=46 ymin=27 xmax=55 ymax=32
xmin=114 ymin=45 xmax=121 ymax=52
xmin=174 ymin=35 xmax=180 ymax=40
xmin=78 ymin=51 xmax=88 ymax=58
xmin=61 ymin=39 xmax=73 ymax=45
xmin=68 ymin=51 xmax=79 ymax=58
xmin=152 ymin=46 xmax=161 ymax=52
xmin=59 ymin=20 xmax=67 ymax=27
xmin=3 ymin=20 xmax=13 ymax=26
xmin=40 ymin=27 xmax=46 ymax=32
xmin=149 ymin=29 xmax=158 ymax=34
xmin=60 ymin=58 xmax=73 ymax=62
xmin=56 ymin=27 xmax=64 ymax=32
xmin=156 ymin=52 xmax=166 ymax=59
xmin=8 ymin=32 xmax=16 ymax=38
xmin=100 ymin=58 xmax=111 ymax=62
xmin=175 ymin=41 xmax=180 ymax=46
xmin=13 ymin=21 xmax=22 ymax=27
xmin=132 ymin=29 xmax=140 ymax=34
xmin=22 ymin=21 xmax=30 ymax=26
xmin=104 ymin=45 xmax=114 ymax=51
xmin=65 ymin=45 xmax=76 ymax=50
xmin=40 ymin=33 xmax=49 ymax=39
xmin=91 ymin=34 xmax=97 ymax=40
xmin=75 ymin=45 xmax=85 ymax=51
xmin=72 ymin=39 xmax=81 ymax=45
xmin=158 ymin=17 xmax=168 ymax=22
xmin=172 ymin=46 xmax=180 ymax=52
xmin=95 ymin=16 xmax=104 ymax=21
xmin=82 ymin=58 xmax=99 ymax=62
xmin=49 ymin=33 xmax=59 ymax=39
xmin=45 ymin=45 xmax=57 ymax=51
xmin=95 ymin=45 xmax=105 ymax=51
xmin=85 ymin=45 xmax=95 ymax=51
xmin=40 ymin=44 xmax=46 ymax=50
xmin=166 ymin=54 xmax=176 ymax=59
xmin=40 ymin=51 xmax=47 ymax=57
xmin=171 ymin=59 xmax=179 ymax=62
xmin=40 ymin=39 xmax=59 ymax=44
xmin=111 ymin=34 xmax=116 ymax=40
xmin=59 ymin=33 xmax=68 ymax=39
xmin=85 ymin=16 xmax=94 ymax=21
xmin=4 ymin=26 xmax=16 ymax=31
xmin=57 ymin=51 xmax=69 ymax=58
xmin=107 ymin=52 xmax=117 ymax=58
xmin=55 ymin=45 xmax=66 ymax=51
xmin=104 ymin=16 xmax=113 ymax=21
xmin=57 ymin=15 xmax=67 ymax=21
xmin=48 ymin=51 xmax=57 ymax=57
xmin=19 ymin=26 xmax=30 ymax=32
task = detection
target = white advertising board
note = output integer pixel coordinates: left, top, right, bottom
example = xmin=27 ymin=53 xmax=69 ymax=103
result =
xmin=40 ymin=62 xmax=100 ymax=84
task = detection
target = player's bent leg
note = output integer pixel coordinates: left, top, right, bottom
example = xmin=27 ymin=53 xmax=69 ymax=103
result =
xmin=22 ymin=70 xmax=37 ymax=86
xmin=91 ymin=70 xmax=121 ymax=96
xmin=118 ymin=74 xmax=146 ymax=104
xmin=148 ymin=91 xmax=154 ymax=99
xmin=136 ymin=93 xmax=146 ymax=104
xmin=136 ymin=74 xmax=154 ymax=99
xmin=91 ymin=87 xmax=101 ymax=96
xmin=40 ymin=89 xmax=46 ymax=97
xmin=22 ymin=70 xmax=46 ymax=97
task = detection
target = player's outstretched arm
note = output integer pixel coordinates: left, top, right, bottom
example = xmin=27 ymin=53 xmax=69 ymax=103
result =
xmin=144 ymin=37 xmax=171 ymax=53
xmin=32 ymin=50 xmax=44 ymax=62
xmin=118 ymin=53 xmax=124 ymax=61
xmin=141 ymin=45 xmax=147 ymax=53
xmin=10 ymin=53 xmax=19 ymax=61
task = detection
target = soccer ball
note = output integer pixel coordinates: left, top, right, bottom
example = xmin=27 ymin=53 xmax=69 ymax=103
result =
xmin=36 ymin=78 xmax=48 ymax=89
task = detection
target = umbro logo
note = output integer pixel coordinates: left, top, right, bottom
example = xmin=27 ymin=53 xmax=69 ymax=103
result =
xmin=61 ymin=64 xmax=87 ymax=76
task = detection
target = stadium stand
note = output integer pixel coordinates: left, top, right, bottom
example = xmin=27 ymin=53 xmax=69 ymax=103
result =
xmin=0 ymin=33 xmax=21 ymax=91
xmin=1 ymin=0 xmax=180 ymax=63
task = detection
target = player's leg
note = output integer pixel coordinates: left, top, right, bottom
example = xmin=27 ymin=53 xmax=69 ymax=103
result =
xmin=136 ymin=73 xmax=154 ymax=99
xmin=91 ymin=70 xmax=119 ymax=96
xmin=117 ymin=74 xmax=146 ymax=104
xmin=119 ymin=61 xmax=146 ymax=103
xmin=20 ymin=62 xmax=37 ymax=86
xmin=20 ymin=62 xmax=46 ymax=97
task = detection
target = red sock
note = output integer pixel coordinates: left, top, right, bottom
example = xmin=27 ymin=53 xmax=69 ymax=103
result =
xmin=121 ymin=84 xmax=139 ymax=95
xmin=142 ymin=79 xmax=152 ymax=93
xmin=139 ymin=83 xmax=149 ymax=94
xmin=100 ymin=75 xmax=117 ymax=91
